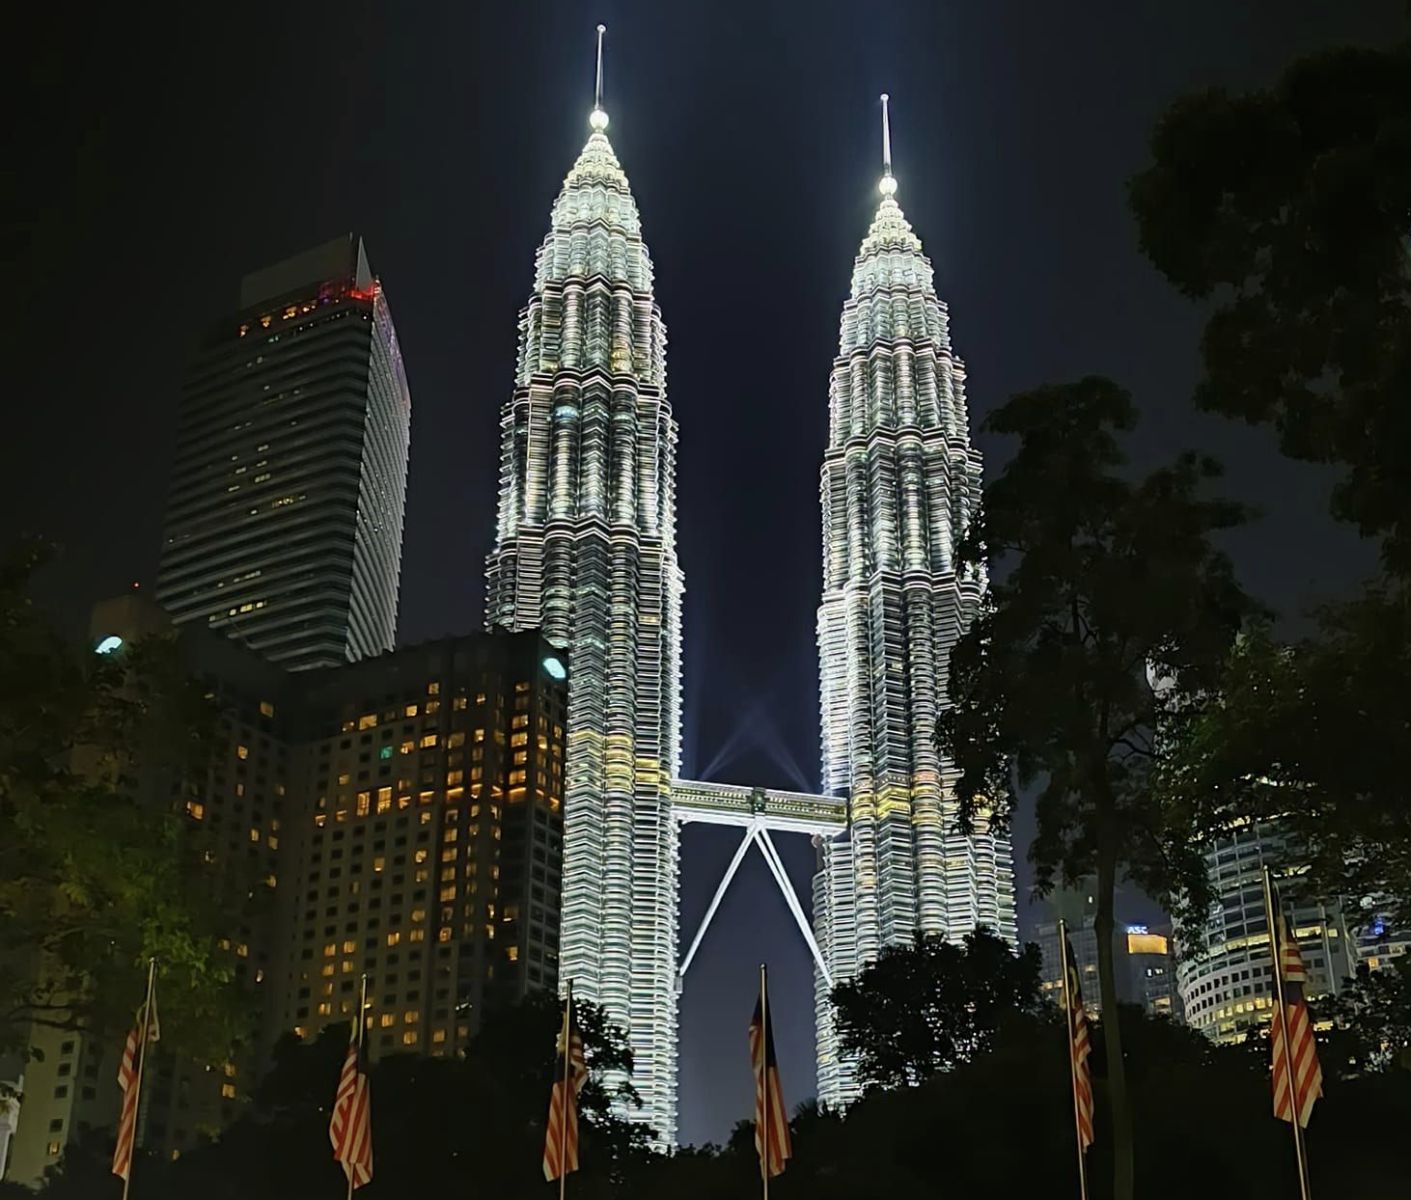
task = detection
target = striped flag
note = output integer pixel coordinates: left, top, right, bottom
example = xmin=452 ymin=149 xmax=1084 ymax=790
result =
xmin=111 ymin=991 xmax=160 ymax=1182
xmin=749 ymin=973 xmax=791 ymax=1179
xmin=1063 ymin=938 xmax=1094 ymax=1152
xmin=543 ymin=995 xmax=589 ymax=1182
xmin=1270 ymin=914 xmax=1322 ymax=1128
xmin=329 ymin=1019 xmax=373 ymax=1189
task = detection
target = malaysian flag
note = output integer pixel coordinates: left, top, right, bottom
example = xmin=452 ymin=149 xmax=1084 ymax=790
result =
xmin=749 ymin=969 xmax=791 ymax=1179
xmin=111 ymin=986 xmax=160 ymax=1183
xmin=1270 ymin=913 xmax=1322 ymax=1128
xmin=1063 ymin=936 xmax=1094 ymax=1152
xmin=329 ymin=1018 xmax=373 ymax=1189
xmin=543 ymin=993 xmax=589 ymax=1182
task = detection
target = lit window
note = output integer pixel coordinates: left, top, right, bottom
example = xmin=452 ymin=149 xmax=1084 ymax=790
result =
xmin=358 ymin=714 xmax=377 ymax=730
xmin=259 ymin=701 xmax=275 ymax=718
xmin=237 ymin=745 xmax=249 ymax=760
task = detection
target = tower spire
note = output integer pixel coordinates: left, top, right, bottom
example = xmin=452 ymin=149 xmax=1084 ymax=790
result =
xmin=879 ymin=93 xmax=897 ymax=197
xmin=590 ymin=24 xmax=609 ymax=131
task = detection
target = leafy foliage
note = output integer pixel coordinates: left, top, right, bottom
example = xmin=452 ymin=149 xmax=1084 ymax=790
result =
xmin=938 ymin=377 xmax=1256 ymax=1200
xmin=0 ymin=540 xmax=241 ymax=1063
xmin=1156 ymin=588 xmax=1411 ymax=923
xmin=1130 ymin=40 xmax=1411 ymax=573
xmin=830 ymin=930 xmax=1042 ymax=1092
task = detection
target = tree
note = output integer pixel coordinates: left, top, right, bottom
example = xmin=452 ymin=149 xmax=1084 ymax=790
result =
xmin=1130 ymin=39 xmax=1411 ymax=573
xmin=0 ymin=540 xmax=241 ymax=1064
xmin=1156 ymin=593 xmax=1411 ymax=922
xmin=829 ymin=930 xmax=1042 ymax=1092
xmin=1132 ymin=37 xmax=1411 ymax=922
xmin=1323 ymin=955 xmax=1411 ymax=1074
xmin=939 ymin=378 xmax=1256 ymax=1200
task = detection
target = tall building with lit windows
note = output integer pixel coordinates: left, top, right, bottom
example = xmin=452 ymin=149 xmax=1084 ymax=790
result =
xmin=482 ymin=74 xmax=684 ymax=1142
xmin=156 ymin=234 xmax=411 ymax=671
xmin=813 ymin=98 xmax=1016 ymax=1108
xmin=270 ymin=631 xmax=568 ymax=1055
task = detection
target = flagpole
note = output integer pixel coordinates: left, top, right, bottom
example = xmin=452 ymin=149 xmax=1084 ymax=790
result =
xmin=122 ymin=956 xmax=157 ymax=1200
xmin=759 ymin=962 xmax=769 ymax=1200
xmin=1057 ymin=922 xmax=1089 ymax=1200
xmin=1262 ymin=867 xmax=1312 ymax=1200
xmin=348 ymin=974 xmax=367 ymax=1200
xmin=560 ymin=980 xmax=573 ymax=1200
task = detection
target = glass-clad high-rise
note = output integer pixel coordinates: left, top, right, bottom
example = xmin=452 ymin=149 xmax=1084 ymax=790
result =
xmin=813 ymin=101 xmax=1017 ymax=1107
xmin=484 ymin=84 xmax=685 ymax=1142
xmin=157 ymin=235 xmax=411 ymax=671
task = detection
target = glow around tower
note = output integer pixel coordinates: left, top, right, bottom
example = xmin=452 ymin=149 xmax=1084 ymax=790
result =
xmin=813 ymin=94 xmax=1018 ymax=1108
xmin=484 ymin=27 xmax=686 ymax=1144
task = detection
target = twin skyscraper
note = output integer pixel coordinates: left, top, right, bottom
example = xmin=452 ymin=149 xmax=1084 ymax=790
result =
xmin=486 ymin=37 xmax=1015 ymax=1142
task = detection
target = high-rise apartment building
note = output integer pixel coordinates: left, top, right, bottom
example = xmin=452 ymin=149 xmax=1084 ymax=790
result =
xmin=270 ymin=632 xmax=567 ymax=1056
xmin=482 ymin=80 xmax=685 ymax=1141
xmin=4 ymin=601 xmax=566 ymax=1185
xmin=156 ymin=235 xmax=411 ymax=671
xmin=813 ymin=100 xmax=1017 ymax=1107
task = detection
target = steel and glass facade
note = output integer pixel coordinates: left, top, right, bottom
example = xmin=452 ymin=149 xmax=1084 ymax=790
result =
xmin=157 ymin=235 xmax=411 ymax=671
xmin=813 ymin=165 xmax=1017 ymax=1108
xmin=484 ymin=108 xmax=684 ymax=1144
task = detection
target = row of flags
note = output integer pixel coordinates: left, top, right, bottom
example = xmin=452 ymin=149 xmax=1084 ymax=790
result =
xmin=109 ymin=866 xmax=1322 ymax=1198
xmin=1059 ymin=866 xmax=1323 ymax=1200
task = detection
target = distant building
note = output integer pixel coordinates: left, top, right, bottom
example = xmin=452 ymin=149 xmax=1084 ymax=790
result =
xmin=1033 ymin=883 xmax=1181 ymax=1021
xmin=1125 ymin=926 xmax=1181 ymax=1021
xmin=1175 ymin=821 xmax=1359 ymax=1045
xmin=155 ymin=235 xmax=411 ymax=671
xmin=4 ymin=598 xmax=566 ymax=1185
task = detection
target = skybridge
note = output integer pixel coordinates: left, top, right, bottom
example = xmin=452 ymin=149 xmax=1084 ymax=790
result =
xmin=672 ymin=779 xmax=847 ymax=990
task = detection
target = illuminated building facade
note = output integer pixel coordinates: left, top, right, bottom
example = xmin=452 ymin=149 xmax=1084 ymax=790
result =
xmin=813 ymin=98 xmax=1017 ymax=1107
xmin=483 ymin=52 xmax=685 ymax=1142
xmin=270 ymin=631 xmax=568 ymax=1056
xmin=1176 ymin=822 xmax=1360 ymax=1044
xmin=156 ymin=235 xmax=411 ymax=671
xmin=5 ymin=601 xmax=566 ymax=1186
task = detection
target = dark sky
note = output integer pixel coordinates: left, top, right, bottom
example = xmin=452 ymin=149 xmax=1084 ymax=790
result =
xmin=12 ymin=0 xmax=1401 ymax=1148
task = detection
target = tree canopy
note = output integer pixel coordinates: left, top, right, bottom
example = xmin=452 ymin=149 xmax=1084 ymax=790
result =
xmin=1130 ymin=39 xmax=1411 ymax=573
xmin=0 ymin=541 xmax=242 ymax=1064
xmin=830 ymin=930 xmax=1042 ymax=1093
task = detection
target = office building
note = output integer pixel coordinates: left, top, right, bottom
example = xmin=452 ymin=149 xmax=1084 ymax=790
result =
xmin=1176 ymin=821 xmax=1359 ymax=1044
xmin=156 ymin=235 xmax=412 ymax=671
xmin=482 ymin=77 xmax=685 ymax=1140
xmin=813 ymin=100 xmax=1017 ymax=1107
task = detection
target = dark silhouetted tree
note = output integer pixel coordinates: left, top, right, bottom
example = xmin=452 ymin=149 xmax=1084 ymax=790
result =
xmin=830 ymin=929 xmax=1042 ymax=1092
xmin=939 ymin=377 xmax=1256 ymax=1200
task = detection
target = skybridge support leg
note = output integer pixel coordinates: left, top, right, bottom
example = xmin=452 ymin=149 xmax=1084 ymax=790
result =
xmin=679 ymin=825 xmax=756 ymax=982
xmin=757 ymin=827 xmax=832 ymax=988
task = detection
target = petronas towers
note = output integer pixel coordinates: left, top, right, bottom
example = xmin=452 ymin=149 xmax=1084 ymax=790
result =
xmin=485 ymin=40 xmax=1014 ymax=1142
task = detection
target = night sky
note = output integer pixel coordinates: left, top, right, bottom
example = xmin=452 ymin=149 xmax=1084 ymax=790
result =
xmin=13 ymin=0 xmax=1401 ymax=1147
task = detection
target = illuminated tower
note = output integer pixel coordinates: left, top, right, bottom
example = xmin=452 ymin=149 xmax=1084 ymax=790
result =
xmin=157 ymin=235 xmax=410 ymax=670
xmin=484 ymin=29 xmax=684 ymax=1143
xmin=814 ymin=97 xmax=1017 ymax=1107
